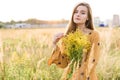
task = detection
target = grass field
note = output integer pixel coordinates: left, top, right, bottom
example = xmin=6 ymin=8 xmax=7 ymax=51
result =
xmin=0 ymin=27 xmax=120 ymax=80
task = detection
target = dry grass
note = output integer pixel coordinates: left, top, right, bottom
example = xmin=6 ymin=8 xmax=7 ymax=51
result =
xmin=0 ymin=27 xmax=120 ymax=80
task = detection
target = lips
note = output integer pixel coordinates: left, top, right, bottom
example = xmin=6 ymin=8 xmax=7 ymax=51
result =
xmin=76 ymin=18 xmax=81 ymax=20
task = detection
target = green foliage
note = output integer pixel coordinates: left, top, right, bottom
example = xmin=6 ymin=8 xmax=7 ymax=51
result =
xmin=0 ymin=23 xmax=5 ymax=28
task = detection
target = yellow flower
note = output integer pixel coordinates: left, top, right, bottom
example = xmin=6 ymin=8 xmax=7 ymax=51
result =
xmin=61 ymin=29 xmax=91 ymax=62
xmin=83 ymin=48 xmax=88 ymax=53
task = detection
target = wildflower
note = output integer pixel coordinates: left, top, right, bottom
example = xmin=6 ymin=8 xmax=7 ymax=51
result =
xmin=61 ymin=29 xmax=91 ymax=63
xmin=59 ymin=29 xmax=91 ymax=79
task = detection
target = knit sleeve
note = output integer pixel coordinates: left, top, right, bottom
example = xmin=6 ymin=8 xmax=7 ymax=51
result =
xmin=48 ymin=45 xmax=70 ymax=68
xmin=86 ymin=31 xmax=101 ymax=78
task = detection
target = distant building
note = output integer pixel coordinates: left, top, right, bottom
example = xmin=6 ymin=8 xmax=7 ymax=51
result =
xmin=5 ymin=23 xmax=32 ymax=28
xmin=15 ymin=23 xmax=31 ymax=28
xmin=106 ymin=19 xmax=112 ymax=27
xmin=112 ymin=14 xmax=120 ymax=27
xmin=94 ymin=17 xmax=101 ymax=27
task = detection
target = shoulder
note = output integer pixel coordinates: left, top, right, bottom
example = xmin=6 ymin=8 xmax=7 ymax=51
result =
xmin=92 ymin=30 xmax=100 ymax=35
xmin=88 ymin=30 xmax=100 ymax=43
xmin=90 ymin=30 xmax=100 ymax=38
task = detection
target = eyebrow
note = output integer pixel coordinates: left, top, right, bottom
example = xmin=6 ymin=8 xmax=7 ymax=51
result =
xmin=80 ymin=10 xmax=87 ymax=12
xmin=75 ymin=9 xmax=87 ymax=12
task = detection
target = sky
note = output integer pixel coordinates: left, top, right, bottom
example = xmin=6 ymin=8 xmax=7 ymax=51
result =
xmin=0 ymin=0 xmax=120 ymax=22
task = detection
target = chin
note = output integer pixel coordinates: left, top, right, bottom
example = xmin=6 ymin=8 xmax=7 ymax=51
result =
xmin=74 ymin=20 xmax=81 ymax=23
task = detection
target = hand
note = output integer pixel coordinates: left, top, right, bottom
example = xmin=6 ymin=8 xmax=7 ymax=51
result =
xmin=53 ymin=33 xmax=64 ymax=45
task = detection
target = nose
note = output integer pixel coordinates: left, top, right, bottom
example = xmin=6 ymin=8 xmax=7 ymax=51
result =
xmin=76 ymin=12 xmax=80 ymax=17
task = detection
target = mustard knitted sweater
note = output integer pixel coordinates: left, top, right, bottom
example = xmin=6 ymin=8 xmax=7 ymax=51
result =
xmin=48 ymin=30 xmax=101 ymax=80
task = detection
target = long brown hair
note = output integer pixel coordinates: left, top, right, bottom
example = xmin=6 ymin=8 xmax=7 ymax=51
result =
xmin=65 ymin=2 xmax=94 ymax=35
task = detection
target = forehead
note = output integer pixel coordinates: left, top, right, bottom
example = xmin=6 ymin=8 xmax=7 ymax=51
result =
xmin=76 ymin=5 xmax=88 ymax=12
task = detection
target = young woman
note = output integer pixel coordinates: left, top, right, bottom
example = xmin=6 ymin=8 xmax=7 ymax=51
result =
xmin=48 ymin=2 xmax=101 ymax=80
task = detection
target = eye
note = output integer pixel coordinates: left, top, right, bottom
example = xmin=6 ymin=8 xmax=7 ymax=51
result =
xmin=80 ymin=10 xmax=86 ymax=15
xmin=81 ymin=13 xmax=85 ymax=14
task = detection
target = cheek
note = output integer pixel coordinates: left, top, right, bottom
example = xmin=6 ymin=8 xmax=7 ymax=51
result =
xmin=82 ymin=16 xmax=88 ymax=21
xmin=82 ymin=14 xmax=88 ymax=19
xmin=73 ymin=15 xmax=77 ymax=22
xmin=73 ymin=14 xmax=76 ymax=19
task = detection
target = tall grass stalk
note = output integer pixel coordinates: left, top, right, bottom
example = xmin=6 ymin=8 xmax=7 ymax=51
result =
xmin=97 ymin=28 xmax=120 ymax=80
xmin=0 ymin=28 xmax=120 ymax=80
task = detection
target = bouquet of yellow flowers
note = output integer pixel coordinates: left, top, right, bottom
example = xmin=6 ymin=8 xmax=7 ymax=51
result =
xmin=58 ymin=29 xmax=91 ymax=79
xmin=61 ymin=30 xmax=91 ymax=63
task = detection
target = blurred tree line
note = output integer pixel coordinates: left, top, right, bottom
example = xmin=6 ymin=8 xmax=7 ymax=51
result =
xmin=0 ymin=18 xmax=69 ymax=28
xmin=0 ymin=22 xmax=5 ymax=28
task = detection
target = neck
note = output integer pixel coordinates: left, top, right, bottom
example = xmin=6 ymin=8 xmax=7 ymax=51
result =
xmin=77 ymin=24 xmax=86 ymax=31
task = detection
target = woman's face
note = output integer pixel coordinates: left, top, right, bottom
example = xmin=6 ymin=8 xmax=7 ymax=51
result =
xmin=73 ymin=5 xmax=88 ymax=25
